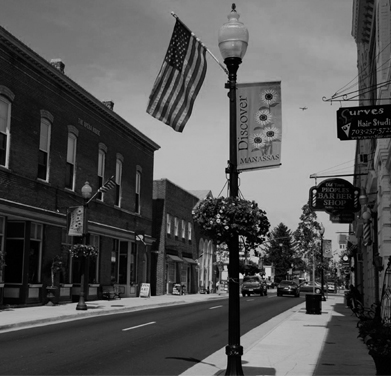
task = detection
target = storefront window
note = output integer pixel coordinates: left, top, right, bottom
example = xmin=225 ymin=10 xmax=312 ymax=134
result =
xmin=118 ymin=241 xmax=127 ymax=284
xmin=0 ymin=216 xmax=4 ymax=282
xmin=29 ymin=223 xmax=42 ymax=284
xmin=88 ymin=234 xmax=99 ymax=284
xmin=111 ymin=239 xmax=119 ymax=283
xmin=61 ymin=228 xmax=72 ymax=284
xmin=5 ymin=222 xmax=25 ymax=283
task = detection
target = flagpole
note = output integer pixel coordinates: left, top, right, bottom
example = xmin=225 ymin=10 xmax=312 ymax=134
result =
xmin=171 ymin=12 xmax=229 ymax=76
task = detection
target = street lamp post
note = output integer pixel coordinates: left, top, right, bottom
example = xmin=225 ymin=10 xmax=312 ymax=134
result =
xmin=320 ymin=223 xmax=326 ymax=301
xmin=218 ymin=5 xmax=248 ymax=375
xmin=76 ymin=181 xmax=92 ymax=311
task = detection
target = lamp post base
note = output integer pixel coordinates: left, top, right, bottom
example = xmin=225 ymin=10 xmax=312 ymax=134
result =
xmin=225 ymin=344 xmax=244 ymax=376
xmin=76 ymin=295 xmax=88 ymax=310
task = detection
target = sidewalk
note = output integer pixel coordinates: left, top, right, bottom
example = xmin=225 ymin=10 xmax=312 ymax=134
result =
xmin=182 ymin=294 xmax=376 ymax=375
xmin=0 ymin=293 xmax=376 ymax=376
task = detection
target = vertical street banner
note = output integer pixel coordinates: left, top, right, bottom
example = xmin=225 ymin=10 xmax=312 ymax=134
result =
xmin=67 ymin=206 xmax=84 ymax=237
xmin=323 ymin=239 xmax=333 ymax=258
xmin=236 ymin=81 xmax=282 ymax=172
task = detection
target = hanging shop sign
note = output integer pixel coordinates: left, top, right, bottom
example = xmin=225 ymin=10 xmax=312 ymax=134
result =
xmin=337 ymin=104 xmax=391 ymax=140
xmin=236 ymin=81 xmax=282 ymax=172
xmin=329 ymin=212 xmax=356 ymax=224
xmin=309 ymin=178 xmax=360 ymax=214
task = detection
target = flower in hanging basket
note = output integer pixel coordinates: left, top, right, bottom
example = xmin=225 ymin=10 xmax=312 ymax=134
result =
xmin=192 ymin=196 xmax=270 ymax=248
xmin=69 ymin=244 xmax=98 ymax=258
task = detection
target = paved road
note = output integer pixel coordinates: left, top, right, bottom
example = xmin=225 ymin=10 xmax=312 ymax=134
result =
xmin=0 ymin=294 xmax=302 ymax=375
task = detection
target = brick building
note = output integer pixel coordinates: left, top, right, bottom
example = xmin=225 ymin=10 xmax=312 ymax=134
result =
xmin=151 ymin=179 xmax=216 ymax=295
xmin=0 ymin=25 xmax=159 ymax=306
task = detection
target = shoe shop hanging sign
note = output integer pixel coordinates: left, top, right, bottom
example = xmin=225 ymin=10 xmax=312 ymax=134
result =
xmin=337 ymin=104 xmax=391 ymax=140
xmin=309 ymin=178 xmax=360 ymax=215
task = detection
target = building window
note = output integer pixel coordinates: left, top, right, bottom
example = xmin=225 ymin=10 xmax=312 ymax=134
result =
xmin=89 ymin=234 xmax=99 ymax=284
xmin=174 ymin=217 xmax=179 ymax=238
xmin=97 ymin=148 xmax=106 ymax=201
xmin=135 ymin=168 xmax=141 ymax=214
xmin=38 ymin=118 xmax=51 ymax=181
xmin=111 ymin=239 xmax=119 ymax=283
xmin=115 ymin=156 xmax=123 ymax=207
xmin=0 ymin=96 xmax=11 ymax=168
xmin=61 ymin=228 xmax=72 ymax=284
xmin=181 ymin=220 xmax=186 ymax=239
xmin=29 ymin=223 xmax=43 ymax=284
xmin=166 ymin=214 xmax=171 ymax=236
xmin=0 ymin=216 xmax=4 ymax=283
xmin=188 ymin=222 xmax=192 ymax=243
xmin=4 ymin=222 xmax=25 ymax=284
xmin=66 ymin=133 xmax=77 ymax=190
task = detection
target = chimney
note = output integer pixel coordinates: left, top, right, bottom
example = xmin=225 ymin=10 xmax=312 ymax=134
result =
xmin=102 ymin=101 xmax=114 ymax=110
xmin=50 ymin=59 xmax=65 ymax=73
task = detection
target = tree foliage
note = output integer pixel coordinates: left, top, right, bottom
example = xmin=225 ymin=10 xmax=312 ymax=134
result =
xmin=293 ymin=204 xmax=323 ymax=278
xmin=239 ymin=259 xmax=260 ymax=276
xmin=263 ymin=223 xmax=297 ymax=282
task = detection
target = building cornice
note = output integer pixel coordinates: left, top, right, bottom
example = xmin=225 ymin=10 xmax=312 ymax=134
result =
xmin=0 ymin=25 xmax=160 ymax=152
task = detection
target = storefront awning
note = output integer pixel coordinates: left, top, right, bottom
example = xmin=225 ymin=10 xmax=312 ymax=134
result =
xmin=183 ymin=257 xmax=197 ymax=264
xmin=167 ymin=254 xmax=184 ymax=262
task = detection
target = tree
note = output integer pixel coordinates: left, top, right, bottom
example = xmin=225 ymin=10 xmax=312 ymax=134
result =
xmin=263 ymin=223 xmax=296 ymax=282
xmin=239 ymin=259 xmax=260 ymax=276
xmin=293 ymin=204 xmax=322 ymax=280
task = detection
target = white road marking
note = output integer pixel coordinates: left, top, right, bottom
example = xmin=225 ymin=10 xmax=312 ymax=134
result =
xmin=122 ymin=321 xmax=156 ymax=331
xmin=209 ymin=305 xmax=223 ymax=310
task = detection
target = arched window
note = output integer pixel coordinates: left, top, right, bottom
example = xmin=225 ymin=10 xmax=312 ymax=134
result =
xmin=66 ymin=132 xmax=77 ymax=190
xmin=135 ymin=167 xmax=142 ymax=214
xmin=0 ymin=96 xmax=11 ymax=168
xmin=97 ymin=145 xmax=107 ymax=201
xmin=115 ymin=156 xmax=123 ymax=207
xmin=38 ymin=116 xmax=52 ymax=181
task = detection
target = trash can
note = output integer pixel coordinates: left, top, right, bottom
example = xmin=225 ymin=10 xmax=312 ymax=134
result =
xmin=306 ymin=293 xmax=322 ymax=314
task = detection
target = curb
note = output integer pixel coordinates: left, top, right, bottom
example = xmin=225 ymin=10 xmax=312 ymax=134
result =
xmin=0 ymin=300 xmax=189 ymax=331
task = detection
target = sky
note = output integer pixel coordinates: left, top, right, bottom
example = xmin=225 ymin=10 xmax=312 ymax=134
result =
xmin=0 ymin=0 xmax=358 ymax=256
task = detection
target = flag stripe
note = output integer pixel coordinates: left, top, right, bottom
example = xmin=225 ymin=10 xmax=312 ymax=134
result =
xmin=146 ymin=19 xmax=207 ymax=132
xmin=98 ymin=176 xmax=116 ymax=193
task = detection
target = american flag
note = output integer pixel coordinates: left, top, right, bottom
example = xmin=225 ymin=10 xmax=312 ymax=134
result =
xmin=146 ymin=19 xmax=207 ymax=133
xmin=98 ymin=176 xmax=116 ymax=193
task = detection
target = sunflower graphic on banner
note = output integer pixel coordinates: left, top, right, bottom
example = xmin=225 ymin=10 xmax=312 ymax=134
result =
xmin=236 ymin=81 xmax=282 ymax=172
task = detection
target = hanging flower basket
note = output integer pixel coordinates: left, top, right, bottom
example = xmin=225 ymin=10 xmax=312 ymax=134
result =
xmin=69 ymin=244 xmax=98 ymax=258
xmin=192 ymin=196 xmax=270 ymax=248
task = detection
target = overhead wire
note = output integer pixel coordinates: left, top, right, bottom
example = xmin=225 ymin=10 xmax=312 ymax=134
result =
xmin=326 ymin=39 xmax=391 ymax=102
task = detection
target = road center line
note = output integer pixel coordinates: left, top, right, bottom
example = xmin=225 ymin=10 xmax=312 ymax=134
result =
xmin=122 ymin=321 xmax=156 ymax=331
xmin=209 ymin=305 xmax=223 ymax=310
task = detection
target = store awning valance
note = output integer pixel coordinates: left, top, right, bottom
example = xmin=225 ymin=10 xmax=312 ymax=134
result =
xmin=183 ymin=257 xmax=197 ymax=264
xmin=167 ymin=254 xmax=184 ymax=262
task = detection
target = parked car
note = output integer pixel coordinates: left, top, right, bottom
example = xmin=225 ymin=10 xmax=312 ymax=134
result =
xmin=299 ymin=281 xmax=322 ymax=294
xmin=241 ymin=275 xmax=267 ymax=297
xmin=327 ymin=284 xmax=336 ymax=293
xmin=277 ymin=280 xmax=300 ymax=297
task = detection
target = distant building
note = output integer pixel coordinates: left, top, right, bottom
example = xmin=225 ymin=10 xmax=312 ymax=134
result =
xmin=152 ymin=180 xmax=207 ymax=295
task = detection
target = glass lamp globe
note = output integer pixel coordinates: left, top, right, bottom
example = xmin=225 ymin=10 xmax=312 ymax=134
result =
xmin=218 ymin=4 xmax=249 ymax=60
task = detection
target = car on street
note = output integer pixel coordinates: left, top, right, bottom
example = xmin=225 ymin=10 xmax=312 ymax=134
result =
xmin=327 ymin=283 xmax=336 ymax=293
xmin=241 ymin=275 xmax=268 ymax=296
xmin=299 ymin=281 xmax=322 ymax=294
xmin=277 ymin=280 xmax=300 ymax=297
